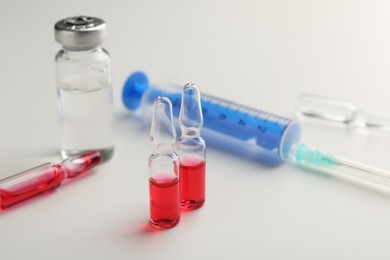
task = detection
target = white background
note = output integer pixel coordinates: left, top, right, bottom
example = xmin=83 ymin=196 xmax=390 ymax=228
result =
xmin=1 ymin=1 xmax=390 ymax=259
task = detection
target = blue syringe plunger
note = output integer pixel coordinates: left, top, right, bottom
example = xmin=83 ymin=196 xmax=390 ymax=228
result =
xmin=122 ymin=71 xmax=149 ymax=110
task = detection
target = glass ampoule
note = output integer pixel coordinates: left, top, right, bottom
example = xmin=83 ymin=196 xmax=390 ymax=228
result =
xmin=0 ymin=152 xmax=102 ymax=209
xmin=176 ymin=84 xmax=206 ymax=210
xmin=297 ymin=93 xmax=390 ymax=131
xmin=149 ymin=97 xmax=180 ymax=228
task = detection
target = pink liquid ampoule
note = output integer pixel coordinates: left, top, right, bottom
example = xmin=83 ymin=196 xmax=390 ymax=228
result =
xmin=148 ymin=96 xmax=180 ymax=228
xmin=0 ymin=151 xmax=102 ymax=209
xmin=176 ymin=83 xmax=206 ymax=210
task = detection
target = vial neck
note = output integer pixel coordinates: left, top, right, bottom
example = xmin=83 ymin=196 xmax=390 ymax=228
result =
xmin=62 ymin=45 xmax=102 ymax=53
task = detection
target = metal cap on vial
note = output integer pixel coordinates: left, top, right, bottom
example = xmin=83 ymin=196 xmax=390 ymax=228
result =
xmin=54 ymin=15 xmax=107 ymax=51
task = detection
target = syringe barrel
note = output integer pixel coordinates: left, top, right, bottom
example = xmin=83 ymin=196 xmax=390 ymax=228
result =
xmin=123 ymin=72 xmax=301 ymax=165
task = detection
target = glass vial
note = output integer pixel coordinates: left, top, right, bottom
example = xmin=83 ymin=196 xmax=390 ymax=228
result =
xmin=54 ymin=16 xmax=114 ymax=161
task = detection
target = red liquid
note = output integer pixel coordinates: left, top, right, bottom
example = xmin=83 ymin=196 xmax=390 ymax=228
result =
xmin=179 ymin=159 xmax=206 ymax=210
xmin=149 ymin=177 xmax=180 ymax=228
xmin=0 ymin=164 xmax=65 ymax=209
xmin=0 ymin=151 xmax=102 ymax=209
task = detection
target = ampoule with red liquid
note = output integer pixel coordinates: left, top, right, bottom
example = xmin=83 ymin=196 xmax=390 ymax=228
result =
xmin=0 ymin=151 xmax=102 ymax=209
xmin=176 ymin=84 xmax=206 ymax=210
xmin=149 ymin=96 xmax=180 ymax=228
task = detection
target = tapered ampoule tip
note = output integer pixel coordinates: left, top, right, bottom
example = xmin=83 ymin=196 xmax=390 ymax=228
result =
xmin=63 ymin=151 xmax=103 ymax=177
xmin=180 ymin=83 xmax=203 ymax=135
xmin=183 ymin=84 xmax=201 ymax=102
xmin=151 ymin=96 xmax=177 ymax=150
xmin=184 ymin=82 xmax=199 ymax=90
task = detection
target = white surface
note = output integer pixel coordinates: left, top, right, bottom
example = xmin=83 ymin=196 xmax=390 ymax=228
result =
xmin=1 ymin=1 xmax=390 ymax=259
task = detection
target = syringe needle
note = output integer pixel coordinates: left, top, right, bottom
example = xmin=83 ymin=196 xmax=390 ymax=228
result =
xmin=328 ymin=156 xmax=390 ymax=187
xmin=291 ymin=144 xmax=390 ymax=188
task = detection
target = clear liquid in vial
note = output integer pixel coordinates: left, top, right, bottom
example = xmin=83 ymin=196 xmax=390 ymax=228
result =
xmin=57 ymin=86 xmax=114 ymax=161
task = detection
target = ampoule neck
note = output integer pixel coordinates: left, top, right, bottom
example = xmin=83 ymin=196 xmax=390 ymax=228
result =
xmin=60 ymin=151 xmax=103 ymax=178
xmin=154 ymin=144 xmax=175 ymax=155
xmin=180 ymin=127 xmax=201 ymax=139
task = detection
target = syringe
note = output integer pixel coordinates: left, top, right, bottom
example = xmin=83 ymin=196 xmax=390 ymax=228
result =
xmin=123 ymin=71 xmax=301 ymax=165
xmin=122 ymin=71 xmax=390 ymax=190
